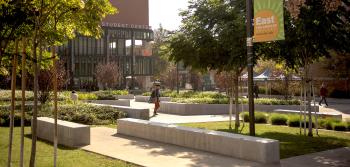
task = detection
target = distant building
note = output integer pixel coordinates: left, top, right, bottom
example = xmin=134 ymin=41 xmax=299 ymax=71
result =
xmin=58 ymin=0 xmax=154 ymax=90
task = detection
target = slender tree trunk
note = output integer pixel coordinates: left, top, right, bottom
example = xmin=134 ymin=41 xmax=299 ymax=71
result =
xmin=20 ymin=38 xmax=27 ymax=167
xmin=234 ymin=72 xmax=240 ymax=132
xmin=52 ymin=47 xmax=58 ymax=167
xmin=30 ymin=42 xmax=39 ymax=167
xmin=305 ymin=64 xmax=313 ymax=137
xmin=7 ymin=40 xmax=18 ymax=167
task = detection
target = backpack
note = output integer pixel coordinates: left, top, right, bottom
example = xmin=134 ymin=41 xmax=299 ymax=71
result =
xmin=148 ymin=90 xmax=156 ymax=103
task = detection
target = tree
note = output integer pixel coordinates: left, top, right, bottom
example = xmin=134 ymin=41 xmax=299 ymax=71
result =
xmin=95 ymin=62 xmax=120 ymax=90
xmin=22 ymin=1 xmax=116 ymax=166
xmin=256 ymin=0 xmax=350 ymax=136
xmin=165 ymin=0 xmax=247 ymax=132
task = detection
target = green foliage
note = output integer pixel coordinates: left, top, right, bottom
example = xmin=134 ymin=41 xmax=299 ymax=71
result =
xmin=0 ymin=90 xmax=34 ymax=101
xmin=332 ymin=122 xmax=348 ymax=131
xmin=0 ymin=103 xmax=127 ymax=126
xmin=318 ymin=118 xmax=340 ymax=130
xmin=256 ymin=0 xmax=350 ymax=70
xmin=241 ymin=112 xmax=268 ymax=124
xmin=270 ymin=114 xmax=288 ymax=125
xmin=166 ymin=0 xmax=247 ymax=72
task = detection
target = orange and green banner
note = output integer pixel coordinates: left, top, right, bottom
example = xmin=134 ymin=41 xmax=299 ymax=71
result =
xmin=254 ymin=0 xmax=285 ymax=42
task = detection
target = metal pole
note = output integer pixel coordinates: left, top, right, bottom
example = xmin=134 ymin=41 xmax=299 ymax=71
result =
xmin=177 ymin=63 xmax=179 ymax=94
xmin=246 ymin=0 xmax=255 ymax=136
xmin=312 ymin=82 xmax=318 ymax=136
xmin=131 ymin=31 xmax=135 ymax=90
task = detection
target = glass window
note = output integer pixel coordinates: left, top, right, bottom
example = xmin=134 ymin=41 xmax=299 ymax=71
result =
xmin=126 ymin=39 xmax=132 ymax=56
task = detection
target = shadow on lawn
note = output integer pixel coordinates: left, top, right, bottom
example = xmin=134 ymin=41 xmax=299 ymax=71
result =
xmin=217 ymin=128 xmax=350 ymax=159
xmin=24 ymin=134 xmax=77 ymax=151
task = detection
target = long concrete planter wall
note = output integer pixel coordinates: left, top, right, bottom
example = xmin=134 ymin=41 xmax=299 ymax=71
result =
xmin=91 ymin=103 xmax=149 ymax=120
xmin=158 ymin=102 xmax=341 ymax=119
xmin=87 ymin=99 xmax=130 ymax=106
xmin=116 ymin=94 xmax=135 ymax=99
xmin=135 ymin=96 xmax=171 ymax=102
xmin=117 ymin=118 xmax=280 ymax=164
xmin=36 ymin=117 xmax=90 ymax=147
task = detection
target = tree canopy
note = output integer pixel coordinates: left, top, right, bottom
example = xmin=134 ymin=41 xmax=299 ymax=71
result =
xmin=165 ymin=0 xmax=247 ymax=72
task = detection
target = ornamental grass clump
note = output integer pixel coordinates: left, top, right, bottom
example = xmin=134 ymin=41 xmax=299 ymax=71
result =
xmin=241 ymin=112 xmax=268 ymax=123
xmin=270 ymin=113 xmax=288 ymax=125
xmin=332 ymin=122 xmax=348 ymax=131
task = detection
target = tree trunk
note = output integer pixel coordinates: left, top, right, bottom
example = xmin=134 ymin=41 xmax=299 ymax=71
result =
xmin=305 ymin=64 xmax=313 ymax=137
xmin=7 ymin=40 xmax=18 ymax=167
xmin=234 ymin=72 xmax=240 ymax=133
xmin=229 ymin=94 xmax=233 ymax=129
xmin=30 ymin=42 xmax=39 ymax=167
xmin=20 ymin=38 xmax=27 ymax=167
xmin=52 ymin=47 xmax=58 ymax=167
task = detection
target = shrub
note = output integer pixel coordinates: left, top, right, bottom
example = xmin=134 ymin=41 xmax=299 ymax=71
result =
xmin=318 ymin=118 xmax=340 ymax=130
xmin=270 ymin=114 xmax=288 ymax=125
xmin=287 ymin=115 xmax=316 ymax=128
xmin=240 ymin=112 xmax=267 ymax=124
xmin=0 ymin=110 xmax=32 ymax=127
xmin=255 ymin=112 xmax=268 ymax=123
xmin=332 ymin=122 xmax=348 ymax=131
xmin=0 ymin=103 xmax=127 ymax=126
xmin=287 ymin=115 xmax=302 ymax=127
xmin=93 ymin=91 xmax=116 ymax=100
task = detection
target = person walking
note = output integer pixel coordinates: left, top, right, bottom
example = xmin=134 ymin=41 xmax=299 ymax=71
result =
xmin=152 ymin=82 xmax=161 ymax=115
xmin=253 ymin=83 xmax=259 ymax=99
xmin=319 ymin=83 xmax=328 ymax=106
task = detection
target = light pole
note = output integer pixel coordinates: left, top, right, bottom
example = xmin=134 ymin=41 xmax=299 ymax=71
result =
xmin=177 ymin=62 xmax=179 ymax=94
xmin=246 ymin=0 xmax=255 ymax=136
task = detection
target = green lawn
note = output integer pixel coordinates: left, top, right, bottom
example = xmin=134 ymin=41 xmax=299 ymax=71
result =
xmin=180 ymin=122 xmax=350 ymax=159
xmin=0 ymin=127 xmax=137 ymax=167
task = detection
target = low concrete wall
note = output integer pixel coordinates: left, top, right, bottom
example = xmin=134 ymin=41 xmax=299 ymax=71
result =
xmin=117 ymin=118 xmax=280 ymax=164
xmin=36 ymin=117 xmax=90 ymax=147
xmin=116 ymin=94 xmax=135 ymax=99
xmin=135 ymin=96 xmax=171 ymax=102
xmin=91 ymin=103 xmax=149 ymax=120
xmin=159 ymin=102 xmax=329 ymax=116
xmin=87 ymin=99 xmax=130 ymax=106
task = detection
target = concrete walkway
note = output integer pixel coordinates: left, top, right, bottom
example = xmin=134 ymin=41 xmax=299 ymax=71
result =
xmin=82 ymin=127 xmax=274 ymax=167
xmin=82 ymin=127 xmax=350 ymax=167
xmin=281 ymin=147 xmax=350 ymax=167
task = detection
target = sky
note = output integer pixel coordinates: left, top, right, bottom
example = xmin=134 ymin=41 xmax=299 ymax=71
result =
xmin=149 ymin=0 xmax=189 ymax=30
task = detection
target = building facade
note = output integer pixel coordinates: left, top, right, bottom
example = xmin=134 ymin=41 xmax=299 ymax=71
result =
xmin=58 ymin=0 xmax=154 ymax=90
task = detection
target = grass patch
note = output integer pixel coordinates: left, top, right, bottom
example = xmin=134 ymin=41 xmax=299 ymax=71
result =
xmin=0 ymin=127 xmax=136 ymax=167
xmin=180 ymin=122 xmax=350 ymax=159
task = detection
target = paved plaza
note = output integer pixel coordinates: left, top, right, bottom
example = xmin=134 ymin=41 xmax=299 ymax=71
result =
xmin=82 ymin=127 xmax=350 ymax=167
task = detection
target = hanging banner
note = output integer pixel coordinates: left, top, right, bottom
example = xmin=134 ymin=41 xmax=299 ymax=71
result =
xmin=254 ymin=0 xmax=285 ymax=42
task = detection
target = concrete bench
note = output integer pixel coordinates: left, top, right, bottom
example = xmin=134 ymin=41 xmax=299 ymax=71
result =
xmin=87 ymin=99 xmax=130 ymax=106
xmin=117 ymin=118 xmax=280 ymax=164
xmin=36 ymin=117 xmax=90 ymax=147
xmin=91 ymin=103 xmax=149 ymax=120
xmin=159 ymin=102 xmax=320 ymax=115
xmin=135 ymin=96 xmax=171 ymax=102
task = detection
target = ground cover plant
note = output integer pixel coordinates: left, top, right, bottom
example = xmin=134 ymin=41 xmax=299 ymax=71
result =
xmin=239 ymin=112 xmax=349 ymax=132
xmin=0 ymin=102 xmax=127 ymax=126
xmin=181 ymin=122 xmax=350 ymax=159
xmin=0 ymin=127 xmax=137 ymax=167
